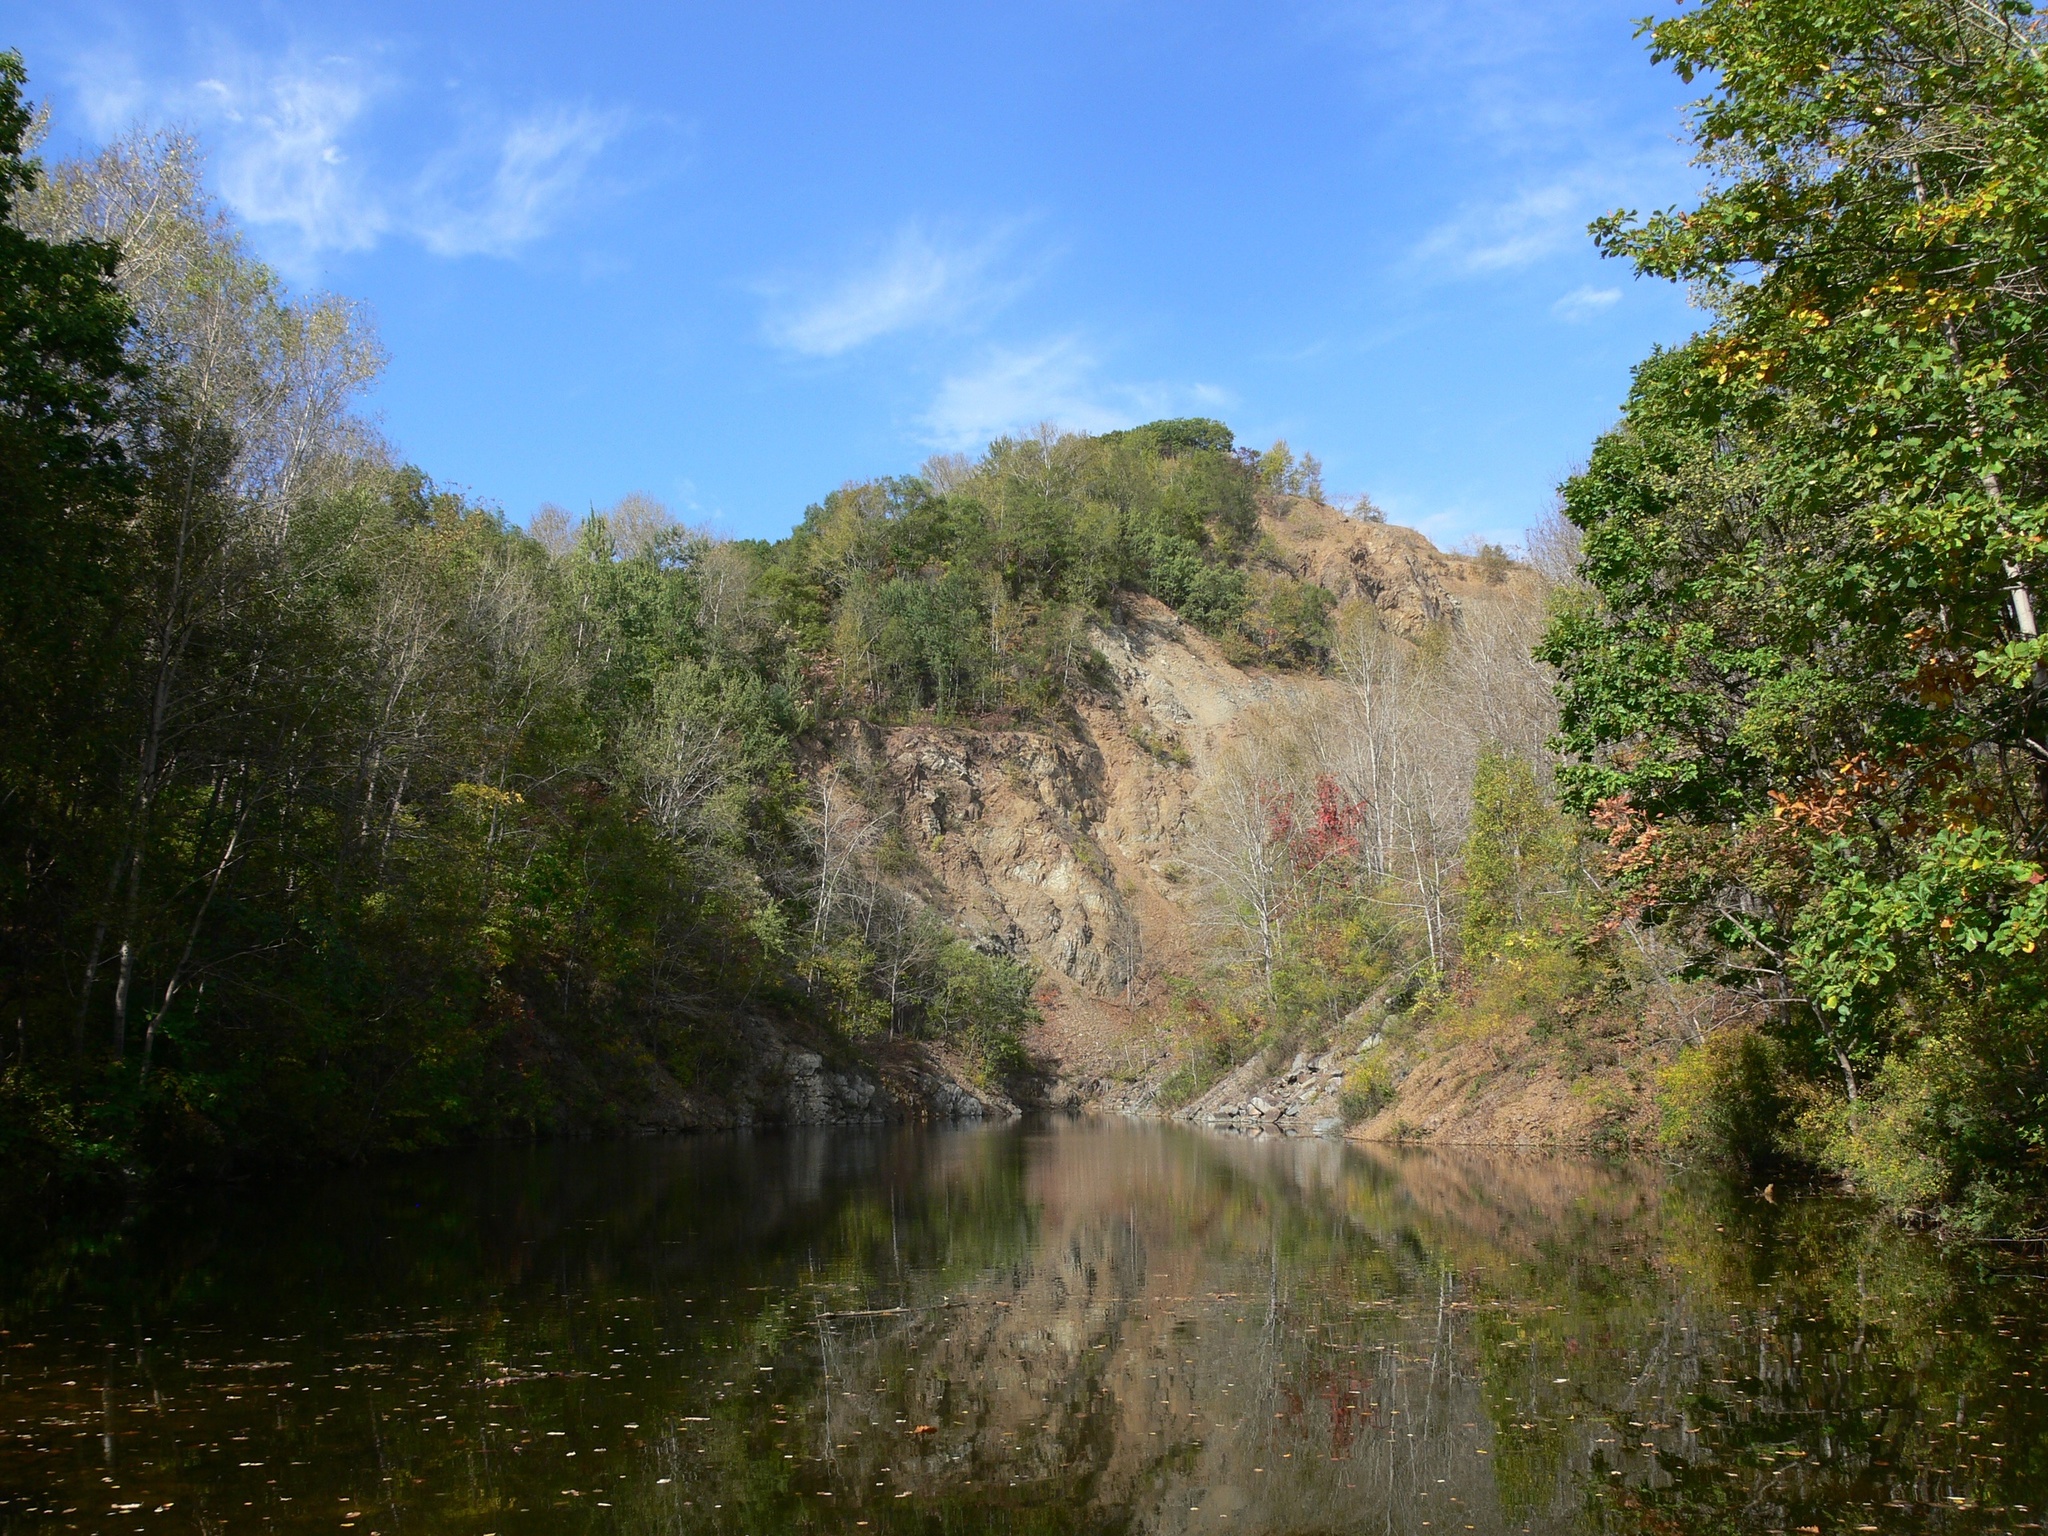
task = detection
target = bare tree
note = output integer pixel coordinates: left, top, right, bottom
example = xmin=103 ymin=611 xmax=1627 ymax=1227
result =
xmin=1523 ymin=499 xmax=1584 ymax=589
xmin=604 ymin=492 xmax=675 ymax=560
xmin=634 ymin=704 xmax=731 ymax=843
xmin=919 ymin=452 xmax=975 ymax=494
xmin=805 ymin=777 xmax=887 ymax=946
xmin=529 ymin=504 xmax=576 ymax=558
xmin=1318 ymin=613 xmax=1473 ymax=970
xmin=1441 ymin=598 xmax=1558 ymax=775
xmin=1188 ymin=725 xmax=1304 ymax=995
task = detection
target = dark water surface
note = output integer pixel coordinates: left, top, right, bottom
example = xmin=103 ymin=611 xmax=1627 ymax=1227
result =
xmin=3 ymin=1122 xmax=2047 ymax=1536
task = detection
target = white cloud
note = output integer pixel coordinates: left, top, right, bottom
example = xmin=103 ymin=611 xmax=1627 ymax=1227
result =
xmin=62 ymin=46 xmax=151 ymax=137
xmin=763 ymin=221 xmax=1027 ymax=356
xmin=1552 ymin=284 xmax=1621 ymax=321
xmin=198 ymin=58 xmax=390 ymax=257
xmin=416 ymin=105 xmax=625 ymax=257
xmin=59 ymin=39 xmax=621 ymax=267
xmin=919 ymin=336 xmax=1181 ymax=451
xmin=1414 ymin=178 xmax=1591 ymax=273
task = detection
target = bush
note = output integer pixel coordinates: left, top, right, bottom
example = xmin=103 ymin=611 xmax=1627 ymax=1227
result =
xmin=1339 ymin=1056 xmax=1394 ymax=1125
xmin=0 ymin=1066 xmax=96 ymax=1204
xmin=1154 ymin=992 xmax=1259 ymax=1110
xmin=926 ymin=940 xmax=1036 ymax=1089
xmin=1810 ymin=1005 xmax=2048 ymax=1233
xmin=1236 ymin=574 xmax=1333 ymax=669
xmin=1657 ymin=1025 xmax=1790 ymax=1173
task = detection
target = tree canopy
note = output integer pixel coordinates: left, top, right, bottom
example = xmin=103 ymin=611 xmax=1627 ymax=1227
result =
xmin=1544 ymin=0 xmax=2048 ymax=1225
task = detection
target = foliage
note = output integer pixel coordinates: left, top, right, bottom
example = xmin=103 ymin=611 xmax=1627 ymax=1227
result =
xmin=1338 ymin=1055 xmax=1394 ymax=1124
xmin=1171 ymin=599 xmax=1591 ymax=1105
xmin=1657 ymin=1025 xmax=1794 ymax=1173
xmin=0 ymin=49 xmax=143 ymax=1051
xmin=926 ymin=940 xmax=1035 ymax=1087
xmin=1154 ymin=987 xmax=1265 ymax=1110
xmin=760 ymin=420 xmax=1341 ymax=725
xmin=1255 ymin=439 xmax=1324 ymax=500
xmin=1460 ymin=749 xmax=1579 ymax=955
xmin=0 ymin=69 xmax=1076 ymax=1194
xmin=1543 ymin=0 xmax=2048 ymax=1223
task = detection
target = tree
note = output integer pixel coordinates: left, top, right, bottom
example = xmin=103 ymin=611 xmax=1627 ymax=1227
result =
xmin=1543 ymin=0 xmax=2048 ymax=1223
xmin=1461 ymin=750 xmax=1576 ymax=955
xmin=0 ymin=51 xmax=141 ymax=1052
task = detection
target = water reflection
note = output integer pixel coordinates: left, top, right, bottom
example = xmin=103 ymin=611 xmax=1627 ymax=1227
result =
xmin=2 ymin=1122 xmax=2044 ymax=1535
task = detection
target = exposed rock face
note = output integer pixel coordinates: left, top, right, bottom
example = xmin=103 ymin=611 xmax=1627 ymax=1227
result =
xmin=1126 ymin=1006 xmax=1664 ymax=1151
xmin=632 ymin=1016 xmax=1013 ymax=1132
xmin=836 ymin=600 xmax=1275 ymax=1082
xmin=834 ymin=505 xmax=1586 ymax=1134
xmin=761 ymin=504 xmax=1645 ymax=1146
xmin=1260 ymin=497 xmax=1472 ymax=635
xmin=1181 ymin=1045 xmax=1358 ymax=1138
xmin=871 ymin=725 xmax=1137 ymax=991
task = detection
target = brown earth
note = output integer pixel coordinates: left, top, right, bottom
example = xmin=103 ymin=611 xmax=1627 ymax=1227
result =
xmin=829 ymin=500 xmax=1669 ymax=1148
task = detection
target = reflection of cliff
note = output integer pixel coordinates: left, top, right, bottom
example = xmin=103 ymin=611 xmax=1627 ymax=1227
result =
xmin=697 ymin=1127 xmax=1676 ymax=1535
xmin=7 ymin=1126 xmax=2043 ymax=1536
xmin=703 ymin=1130 xmax=2046 ymax=1535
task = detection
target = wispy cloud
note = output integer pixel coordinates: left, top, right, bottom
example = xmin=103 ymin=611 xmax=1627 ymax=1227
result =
xmin=417 ymin=105 xmax=625 ymax=257
xmin=1552 ymin=283 xmax=1620 ymax=321
xmin=62 ymin=43 xmax=153 ymax=137
xmin=1372 ymin=489 xmax=1521 ymax=554
xmin=196 ymin=55 xmax=390 ymax=256
xmin=763 ymin=220 xmax=1031 ymax=356
xmin=1414 ymin=177 xmax=1597 ymax=273
xmin=920 ymin=336 xmax=1193 ymax=451
xmin=62 ymin=39 xmax=621 ymax=268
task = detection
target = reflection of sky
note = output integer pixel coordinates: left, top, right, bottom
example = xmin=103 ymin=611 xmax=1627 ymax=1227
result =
xmin=8 ymin=0 xmax=1704 ymax=549
xmin=2 ymin=1124 xmax=2045 ymax=1533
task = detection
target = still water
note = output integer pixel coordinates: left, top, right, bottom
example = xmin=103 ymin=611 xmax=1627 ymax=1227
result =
xmin=3 ymin=1121 xmax=2046 ymax=1536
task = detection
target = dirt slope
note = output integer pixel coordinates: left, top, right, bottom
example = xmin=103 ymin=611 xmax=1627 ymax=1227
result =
xmin=834 ymin=502 xmax=1658 ymax=1145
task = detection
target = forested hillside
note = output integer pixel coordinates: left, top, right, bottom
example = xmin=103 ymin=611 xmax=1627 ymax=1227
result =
xmin=7 ymin=0 xmax=2048 ymax=1236
xmin=0 ymin=52 xmax=1369 ymax=1194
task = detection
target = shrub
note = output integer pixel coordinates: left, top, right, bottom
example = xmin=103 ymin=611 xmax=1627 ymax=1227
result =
xmin=1130 ymin=722 xmax=1192 ymax=767
xmin=1657 ymin=1025 xmax=1790 ymax=1173
xmin=926 ymin=940 xmax=1037 ymax=1089
xmin=1155 ymin=991 xmax=1258 ymax=1110
xmin=1340 ymin=1056 xmax=1395 ymax=1125
xmin=1810 ymin=1006 xmax=2048 ymax=1234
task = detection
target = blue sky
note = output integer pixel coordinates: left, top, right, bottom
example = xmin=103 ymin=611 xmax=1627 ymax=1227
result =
xmin=5 ymin=0 xmax=1707 ymax=547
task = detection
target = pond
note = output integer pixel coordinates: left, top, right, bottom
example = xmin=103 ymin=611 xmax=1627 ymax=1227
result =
xmin=2 ymin=1121 xmax=2045 ymax=1535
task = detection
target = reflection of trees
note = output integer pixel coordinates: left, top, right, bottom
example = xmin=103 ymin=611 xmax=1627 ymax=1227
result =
xmin=2 ymin=1129 xmax=2045 ymax=1535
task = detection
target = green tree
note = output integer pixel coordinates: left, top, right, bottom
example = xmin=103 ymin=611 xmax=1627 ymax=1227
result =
xmin=1460 ymin=750 xmax=1575 ymax=955
xmin=0 ymin=51 xmax=141 ymax=1050
xmin=1543 ymin=0 xmax=2048 ymax=1224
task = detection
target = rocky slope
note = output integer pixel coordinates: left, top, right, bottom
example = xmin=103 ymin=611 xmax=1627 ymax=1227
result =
xmin=819 ymin=500 xmax=1668 ymax=1146
xmin=628 ymin=1015 xmax=1015 ymax=1132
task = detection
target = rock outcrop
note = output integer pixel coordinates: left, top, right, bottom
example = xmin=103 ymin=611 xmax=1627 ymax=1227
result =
xmin=822 ymin=502 xmax=1650 ymax=1144
xmin=632 ymin=1016 xmax=1014 ymax=1132
xmin=745 ymin=502 xmax=1659 ymax=1147
xmin=1259 ymin=496 xmax=1473 ymax=634
xmin=1180 ymin=1043 xmax=1361 ymax=1138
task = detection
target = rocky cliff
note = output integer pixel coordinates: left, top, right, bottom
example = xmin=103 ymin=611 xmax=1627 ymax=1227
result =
xmin=814 ymin=501 xmax=1668 ymax=1147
